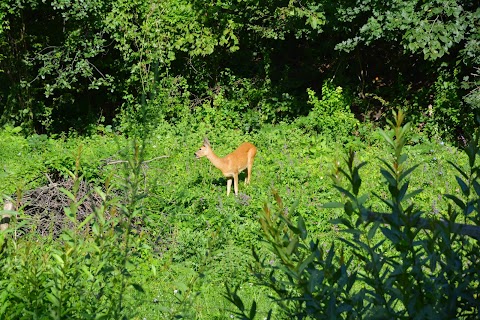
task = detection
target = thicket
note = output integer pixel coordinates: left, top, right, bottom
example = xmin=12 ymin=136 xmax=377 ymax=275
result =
xmin=1 ymin=0 xmax=479 ymax=141
xmin=1 ymin=106 xmax=479 ymax=318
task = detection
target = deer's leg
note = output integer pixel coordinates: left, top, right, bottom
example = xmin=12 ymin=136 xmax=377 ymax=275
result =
xmin=227 ymin=178 xmax=232 ymax=196
xmin=246 ymin=154 xmax=254 ymax=185
xmin=234 ymin=173 xmax=239 ymax=195
xmin=246 ymin=163 xmax=253 ymax=185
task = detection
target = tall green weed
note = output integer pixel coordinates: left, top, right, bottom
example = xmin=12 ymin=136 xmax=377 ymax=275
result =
xmin=226 ymin=110 xmax=480 ymax=319
xmin=0 ymin=139 xmax=148 ymax=318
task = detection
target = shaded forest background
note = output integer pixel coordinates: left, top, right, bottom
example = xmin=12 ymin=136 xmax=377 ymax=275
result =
xmin=0 ymin=0 xmax=479 ymax=141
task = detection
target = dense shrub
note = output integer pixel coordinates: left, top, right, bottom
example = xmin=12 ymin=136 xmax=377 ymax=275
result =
xmin=1 ymin=0 xmax=478 ymax=140
xmin=296 ymin=80 xmax=358 ymax=140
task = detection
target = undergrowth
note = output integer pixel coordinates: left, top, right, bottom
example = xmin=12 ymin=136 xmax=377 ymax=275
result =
xmin=0 ymin=112 xmax=470 ymax=318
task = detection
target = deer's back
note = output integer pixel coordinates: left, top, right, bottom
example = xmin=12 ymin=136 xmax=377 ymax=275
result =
xmin=226 ymin=142 xmax=257 ymax=168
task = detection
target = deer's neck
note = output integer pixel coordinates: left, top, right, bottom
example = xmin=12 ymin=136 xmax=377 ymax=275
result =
xmin=206 ymin=150 xmax=227 ymax=171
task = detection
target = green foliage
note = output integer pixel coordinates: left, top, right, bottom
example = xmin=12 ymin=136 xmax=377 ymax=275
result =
xmin=430 ymin=70 xmax=463 ymax=135
xmin=0 ymin=109 xmax=476 ymax=319
xmin=190 ymin=70 xmax=294 ymax=132
xmin=192 ymin=0 xmax=326 ymax=41
xmin=296 ymin=80 xmax=358 ymax=140
xmin=335 ymin=0 xmax=477 ymax=61
xmin=228 ymin=111 xmax=480 ymax=318
xmin=115 ymin=76 xmax=191 ymax=136
xmin=0 ymin=0 xmax=118 ymax=133
xmin=0 ymin=134 xmax=149 ymax=319
xmin=463 ymin=67 xmax=480 ymax=115
xmin=407 ymin=69 xmax=472 ymax=141
xmin=0 ymin=127 xmax=124 ymax=199
xmin=0 ymin=0 xmax=478 ymax=141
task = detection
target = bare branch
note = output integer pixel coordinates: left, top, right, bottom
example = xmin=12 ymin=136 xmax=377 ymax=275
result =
xmin=105 ymin=155 xmax=169 ymax=165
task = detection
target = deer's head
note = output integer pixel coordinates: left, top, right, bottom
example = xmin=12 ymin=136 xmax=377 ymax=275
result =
xmin=195 ymin=137 xmax=211 ymax=159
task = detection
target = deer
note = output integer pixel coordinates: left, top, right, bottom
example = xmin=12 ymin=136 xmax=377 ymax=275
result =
xmin=195 ymin=137 xmax=257 ymax=196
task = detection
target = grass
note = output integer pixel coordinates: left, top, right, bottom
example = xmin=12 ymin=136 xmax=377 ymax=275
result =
xmin=0 ymin=120 xmax=468 ymax=319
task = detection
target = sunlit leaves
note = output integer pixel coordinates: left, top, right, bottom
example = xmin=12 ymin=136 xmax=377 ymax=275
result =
xmin=335 ymin=0 xmax=476 ymax=61
xmin=403 ymin=1 xmax=467 ymax=60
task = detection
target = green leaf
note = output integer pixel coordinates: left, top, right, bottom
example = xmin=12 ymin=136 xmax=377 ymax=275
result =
xmin=357 ymin=194 xmax=369 ymax=206
xmin=367 ymin=221 xmax=380 ymax=240
xmin=52 ymin=253 xmax=64 ymax=266
xmin=401 ymin=122 xmax=411 ymax=136
xmin=341 ymin=229 xmax=363 ymax=237
xmin=323 ymin=202 xmax=345 ymax=208
xmin=94 ymin=186 xmax=106 ymax=201
xmin=81 ymin=265 xmax=94 ymax=281
xmin=403 ymin=188 xmax=423 ymax=202
xmin=297 ymin=215 xmax=307 ymax=240
xmin=330 ymin=217 xmax=353 ymax=228
xmin=380 ymin=169 xmax=397 ymax=186
xmin=378 ymin=158 xmax=396 ymax=175
xmin=63 ymin=206 xmax=74 ymax=220
xmin=325 ymin=243 xmax=335 ymax=265
xmin=233 ymin=291 xmax=245 ymax=312
xmin=337 ymin=237 xmax=361 ymax=251
xmin=455 ymin=176 xmax=469 ymax=196
xmin=379 ymin=129 xmax=394 ymax=147
xmin=60 ymin=187 xmax=76 ymax=201
xmin=473 ymin=180 xmax=480 ymax=197
xmin=151 ymin=264 xmax=157 ymax=277
xmin=249 ymin=300 xmax=257 ymax=319
xmin=308 ymin=269 xmax=324 ymax=294
xmin=11 ymin=126 xmax=22 ymax=133
xmin=398 ymin=181 xmax=409 ymax=201
xmin=398 ymin=153 xmax=408 ymax=165
xmin=373 ymin=192 xmax=395 ymax=209
xmin=399 ymin=164 xmax=420 ymax=182
xmin=95 ymin=313 xmax=109 ymax=320
xmin=78 ymin=212 xmax=95 ymax=229
xmin=92 ymin=223 xmax=100 ymax=236
xmin=0 ymin=296 xmax=10 ymax=317
xmin=333 ymin=186 xmax=357 ymax=202
xmin=46 ymin=292 xmax=60 ymax=307
xmin=381 ymin=227 xmax=400 ymax=243
xmin=131 ymin=283 xmax=145 ymax=293
xmin=285 ymin=236 xmax=299 ymax=255
xmin=444 ymin=194 xmax=465 ymax=210
xmin=285 ymin=220 xmax=301 ymax=235
xmin=447 ymin=160 xmax=468 ymax=180
xmin=297 ymin=252 xmax=315 ymax=274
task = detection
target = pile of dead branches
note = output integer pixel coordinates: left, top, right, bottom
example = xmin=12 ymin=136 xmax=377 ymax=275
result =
xmin=13 ymin=177 xmax=104 ymax=237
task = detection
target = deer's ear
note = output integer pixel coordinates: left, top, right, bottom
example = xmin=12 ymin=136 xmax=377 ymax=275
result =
xmin=203 ymin=137 xmax=210 ymax=146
